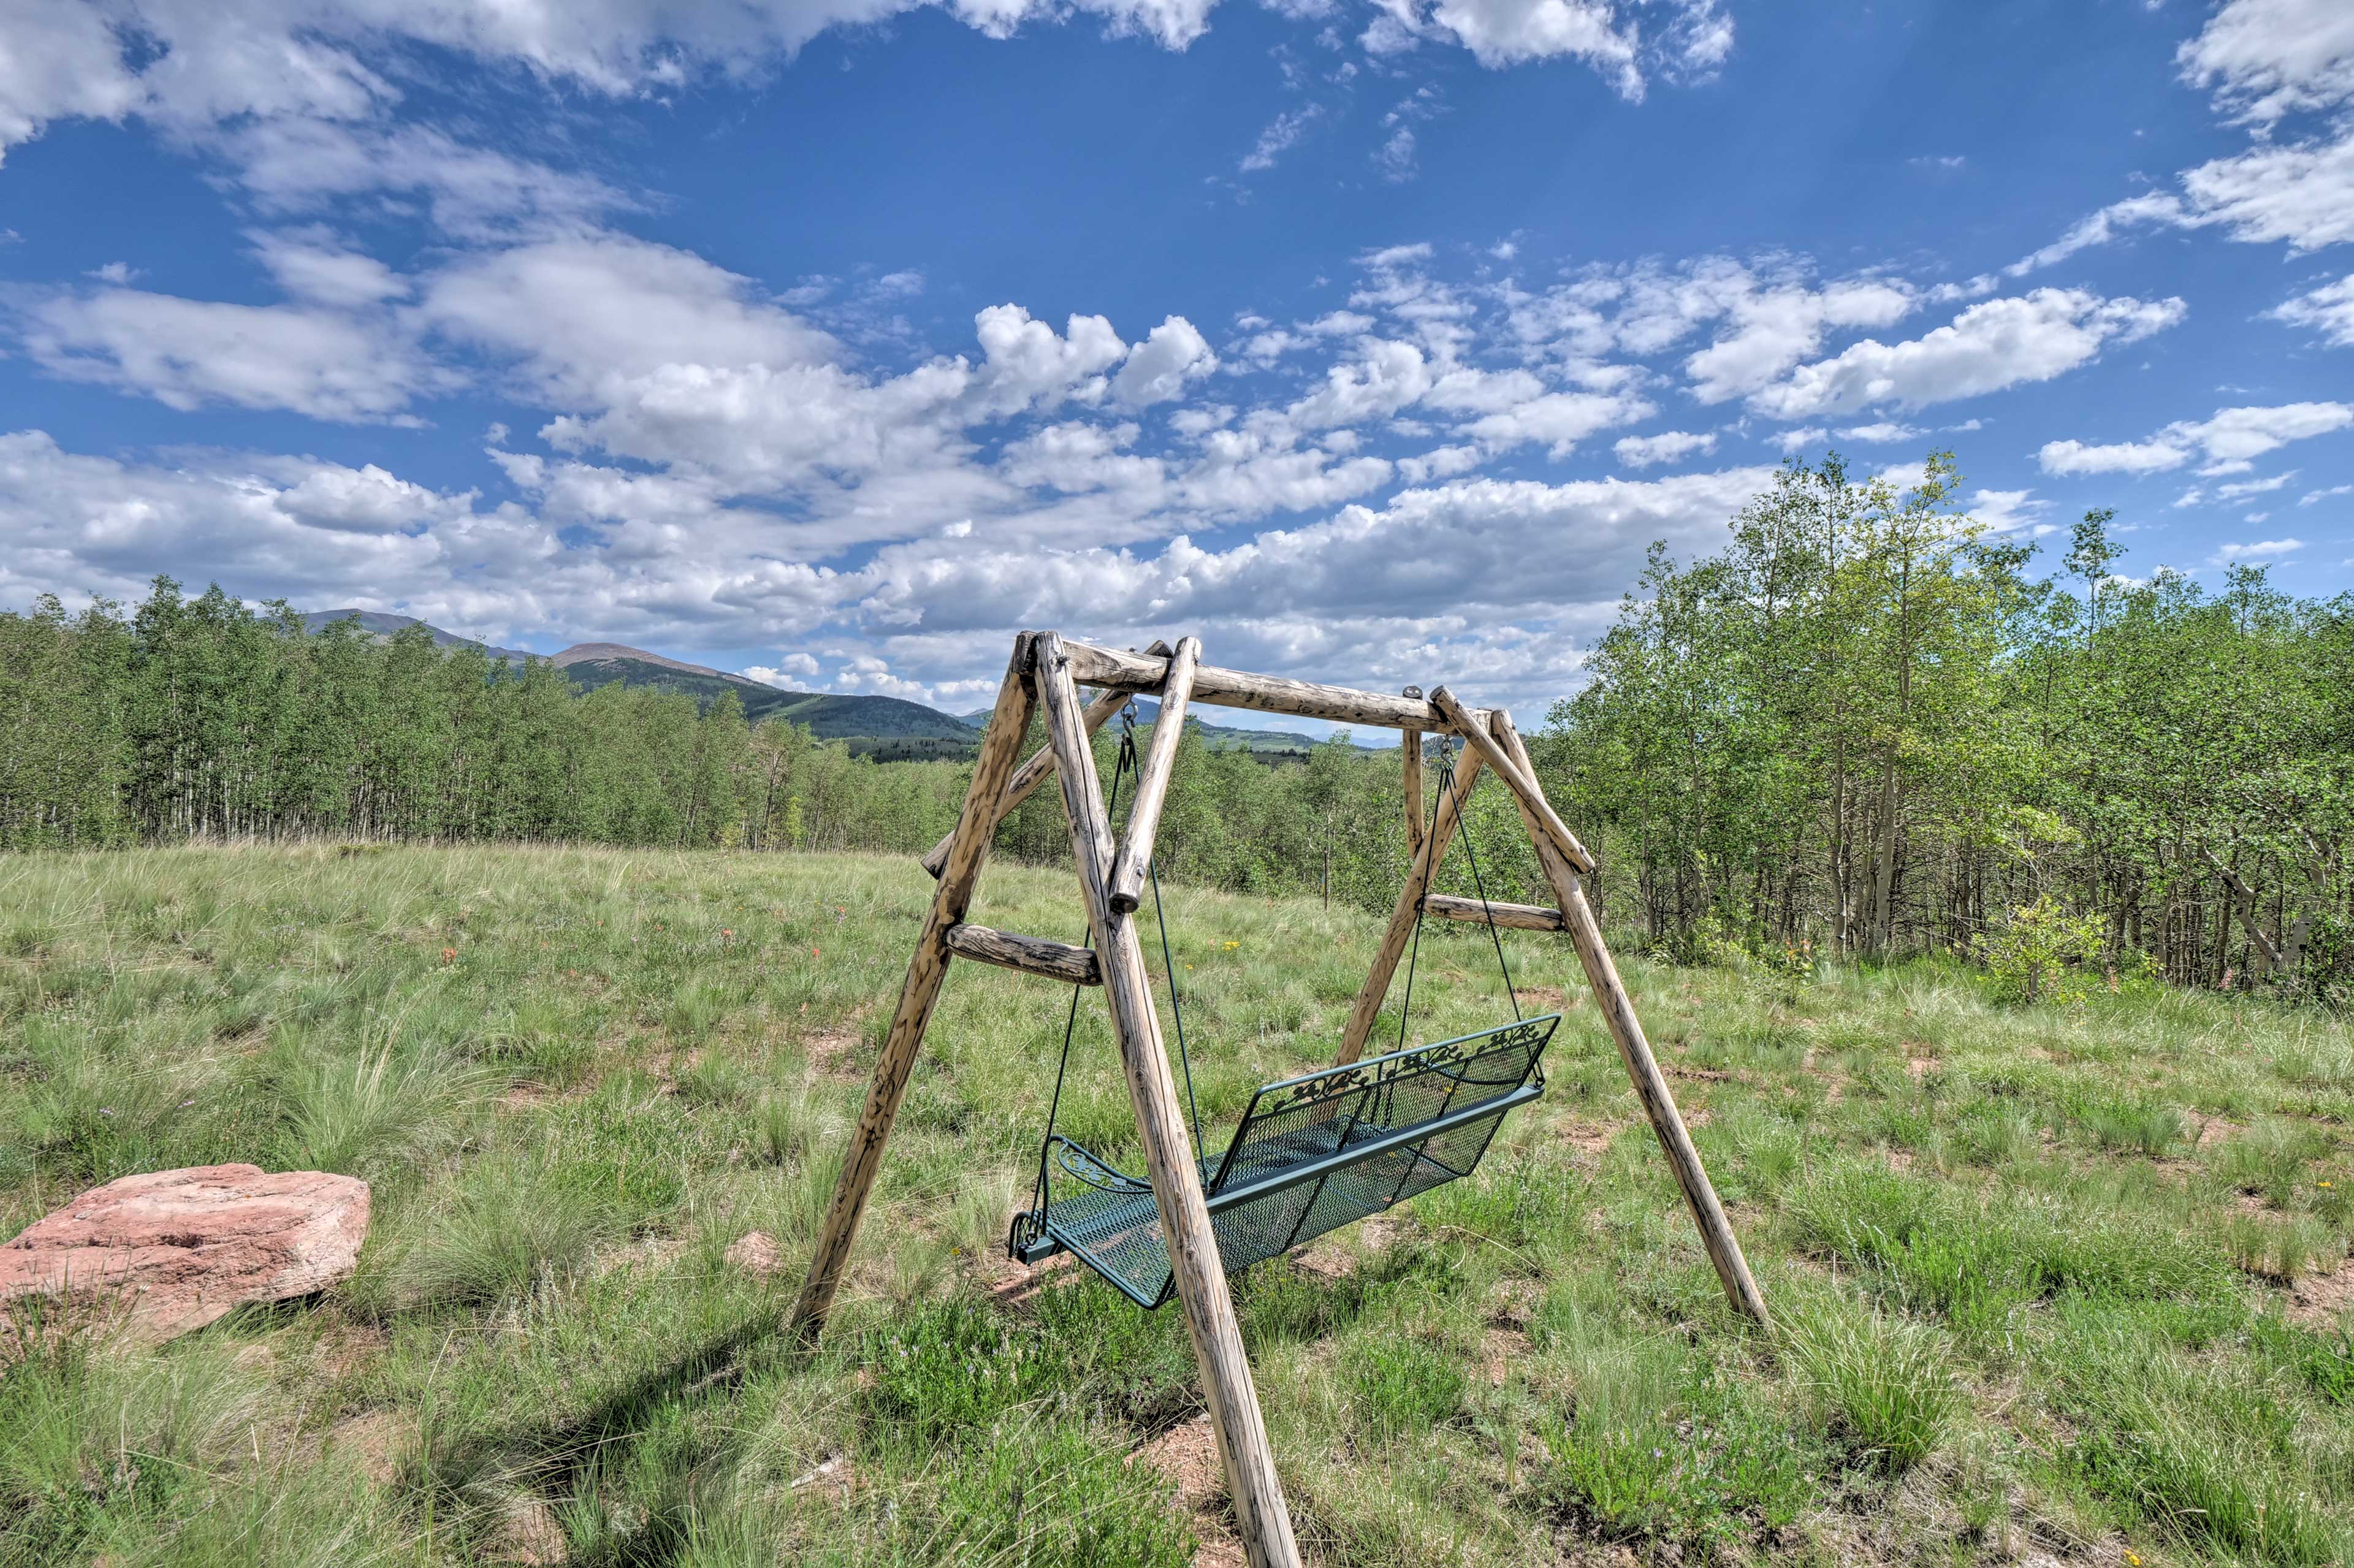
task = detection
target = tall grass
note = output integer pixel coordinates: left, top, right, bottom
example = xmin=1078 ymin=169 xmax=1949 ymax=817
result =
xmin=2 ymin=843 xmax=2352 ymax=1564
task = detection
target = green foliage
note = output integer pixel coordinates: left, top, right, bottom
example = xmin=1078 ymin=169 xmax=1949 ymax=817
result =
xmin=1981 ymin=895 xmax=2107 ymax=1007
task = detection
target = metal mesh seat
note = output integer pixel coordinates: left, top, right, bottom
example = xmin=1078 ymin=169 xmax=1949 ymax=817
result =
xmin=1014 ymin=1014 xmax=1555 ymax=1307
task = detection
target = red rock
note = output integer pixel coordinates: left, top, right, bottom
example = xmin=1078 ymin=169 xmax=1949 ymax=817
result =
xmin=0 ymin=1164 xmax=370 ymax=1346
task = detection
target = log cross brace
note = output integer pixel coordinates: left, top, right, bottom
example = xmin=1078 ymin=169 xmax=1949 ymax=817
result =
xmin=789 ymin=631 xmax=1771 ymax=1568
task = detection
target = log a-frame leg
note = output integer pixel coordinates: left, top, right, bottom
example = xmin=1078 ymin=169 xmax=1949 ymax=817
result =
xmin=790 ymin=629 xmax=1303 ymax=1568
xmin=1033 ymin=631 xmax=1303 ymax=1568
xmin=789 ymin=634 xmax=1042 ymax=1338
xmin=1333 ymin=702 xmax=1770 ymax=1331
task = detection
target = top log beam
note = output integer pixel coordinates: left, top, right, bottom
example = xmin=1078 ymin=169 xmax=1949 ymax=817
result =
xmin=920 ymin=639 xmax=1170 ymax=879
xmin=1058 ymin=639 xmax=1490 ymax=736
xmin=1428 ymin=686 xmax=1596 ymax=875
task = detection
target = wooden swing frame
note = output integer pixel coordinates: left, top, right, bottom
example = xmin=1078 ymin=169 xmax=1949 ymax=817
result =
xmin=789 ymin=631 xmax=1769 ymax=1568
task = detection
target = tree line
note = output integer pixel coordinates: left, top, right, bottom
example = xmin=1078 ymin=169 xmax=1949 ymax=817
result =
xmin=6 ymin=451 xmax=2350 ymax=1005
xmin=1537 ymin=454 xmax=2354 ymax=1001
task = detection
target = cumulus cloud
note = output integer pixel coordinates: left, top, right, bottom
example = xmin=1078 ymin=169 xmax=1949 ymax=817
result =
xmin=2177 ymin=0 xmax=2354 ymax=124
xmin=1612 ymin=429 xmax=1715 ymax=468
xmin=2038 ymin=401 xmax=2353 ymax=476
xmin=2272 ymin=274 xmax=2354 ymax=347
xmin=1751 ymin=289 xmax=2185 ymax=419
xmin=1114 ymin=318 xmax=1217 ymax=406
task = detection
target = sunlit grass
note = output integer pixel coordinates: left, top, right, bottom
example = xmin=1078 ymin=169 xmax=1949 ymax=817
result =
xmin=1 ymin=842 xmax=2351 ymax=1563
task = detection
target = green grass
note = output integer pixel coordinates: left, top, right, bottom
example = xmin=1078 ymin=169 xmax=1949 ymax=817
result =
xmin=3 ymin=843 xmax=2354 ymax=1564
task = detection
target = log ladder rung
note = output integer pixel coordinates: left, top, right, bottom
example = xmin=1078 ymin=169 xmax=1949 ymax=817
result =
xmin=1419 ymin=894 xmax=1566 ymax=932
xmin=943 ymin=922 xmax=1102 ymax=986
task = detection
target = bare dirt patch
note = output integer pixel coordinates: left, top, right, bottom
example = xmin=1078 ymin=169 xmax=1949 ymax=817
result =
xmin=1292 ymin=1211 xmax=1411 ymax=1279
xmin=801 ymin=1011 xmax=872 ymax=1080
xmin=325 ymin=1409 xmax=411 ymax=1486
xmin=1135 ymin=1415 xmax=1244 ymax=1568
xmin=2196 ymin=1115 xmax=2247 ymax=1149
xmin=2284 ymin=1263 xmax=2354 ymax=1333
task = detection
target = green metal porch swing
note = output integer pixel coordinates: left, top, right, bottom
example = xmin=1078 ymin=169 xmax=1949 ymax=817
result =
xmin=1007 ymin=707 xmax=1558 ymax=1308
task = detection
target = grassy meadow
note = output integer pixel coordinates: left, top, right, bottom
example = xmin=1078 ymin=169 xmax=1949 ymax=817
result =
xmin=4 ymin=843 xmax=2354 ymax=1566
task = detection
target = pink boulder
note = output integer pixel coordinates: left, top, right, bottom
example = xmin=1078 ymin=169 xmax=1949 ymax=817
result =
xmin=1 ymin=1163 xmax=370 ymax=1345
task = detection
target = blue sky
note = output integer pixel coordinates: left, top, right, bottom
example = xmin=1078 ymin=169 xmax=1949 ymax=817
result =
xmin=2 ymin=0 xmax=2349 ymax=725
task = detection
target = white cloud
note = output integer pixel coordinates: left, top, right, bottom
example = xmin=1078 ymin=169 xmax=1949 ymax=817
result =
xmin=1753 ymin=289 xmax=2185 ymax=419
xmin=2038 ymin=438 xmax=2192 ymax=476
xmin=2214 ymin=473 xmax=2293 ymax=500
xmin=1969 ymin=488 xmax=2046 ymax=535
xmin=2038 ymin=401 xmax=2353 ymax=476
xmin=1837 ymin=421 xmax=1922 ymax=444
xmin=2272 ymin=274 xmax=2354 ymax=346
xmin=1240 ymin=105 xmax=1324 ymax=173
xmin=1612 ymin=429 xmax=1715 ymax=468
xmin=2177 ymin=0 xmax=2354 ymax=124
xmin=1770 ymin=426 xmax=1827 ymax=454
xmin=2211 ymin=537 xmax=2303 ymax=563
xmin=2301 ymin=482 xmax=2353 ymax=504
xmin=16 ymin=284 xmax=451 ymax=422
xmin=1463 ymin=389 xmax=1654 ymax=457
xmin=1114 ymin=318 xmax=1217 ymax=406
xmin=1376 ymin=126 xmax=1419 ymax=183
xmin=0 ymin=0 xmax=1731 ymax=172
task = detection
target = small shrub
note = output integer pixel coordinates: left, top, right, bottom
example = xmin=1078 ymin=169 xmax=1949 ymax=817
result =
xmin=1979 ymin=896 xmax=2105 ymax=1006
xmin=861 ymin=1299 xmax=1045 ymax=1450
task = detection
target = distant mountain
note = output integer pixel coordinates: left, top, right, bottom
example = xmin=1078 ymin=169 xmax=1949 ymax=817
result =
xmin=303 ymin=609 xmax=535 ymax=668
xmin=959 ymin=695 xmax=1335 ymax=755
xmin=559 ymin=645 xmax=978 ymax=742
xmin=298 ymin=617 xmax=981 ymax=747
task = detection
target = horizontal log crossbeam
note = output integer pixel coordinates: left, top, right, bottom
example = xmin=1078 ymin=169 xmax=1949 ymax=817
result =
xmin=943 ymin=922 xmax=1102 ymax=986
xmin=1059 ymin=639 xmax=1492 ymax=736
xmin=1420 ymin=893 xmax=1566 ymax=932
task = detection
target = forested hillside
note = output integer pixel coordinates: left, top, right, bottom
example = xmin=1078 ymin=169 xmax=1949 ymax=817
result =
xmin=4 ymin=454 xmax=2349 ymax=1000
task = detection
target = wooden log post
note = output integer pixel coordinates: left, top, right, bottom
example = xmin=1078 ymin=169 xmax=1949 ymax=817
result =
xmin=1334 ymin=745 xmax=1487 ymax=1066
xmin=1034 ymin=632 xmax=1303 ymax=1568
xmin=942 ymin=923 xmax=1102 ymax=986
xmin=1400 ymin=686 xmax=1425 ymax=859
xmin=1422 ymin=893 xmax=1565 ymax=932
xmin=789 ymin=636 xmax=1040 ymax=1341
xmin=1487 ymin=708 xmax=1773 ymax=1332
xmin=1428 ymin=687 xmax=1595 ymax=875
xmin=919 ymin=641 xmax=1171 ymax=879
xmin=1109 ymin=636 xmax=1202 ymax=915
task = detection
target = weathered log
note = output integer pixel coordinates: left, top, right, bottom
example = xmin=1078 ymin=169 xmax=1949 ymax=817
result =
xmin=1428 ymin=686 xmax=1595 ymax=875
xmin=919 ymin=641 xmax=1171 ymax=880
xmin=1487 ymin=708 xmax=1772 ymax=1332
xmin=1421 ymin=893 xmax=1565 ymax=932
xmin=943 ymin=923 xmax=1102 ymax=986
xmin=790 ymin=636 xmax=1038 ymax=1340
xmin=1109 ymin=636 xmax=1202 ymax=914
xmin=1059 ymin=639 xmax=1490 ymax=735
xmin=1335 ymin=746 xmax=1487 ymax=1066
xmin=1034 ymin=632 xmax=1302 ymax=1568
xmin=1401 ymin=687 xmax=1425 ymax=859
